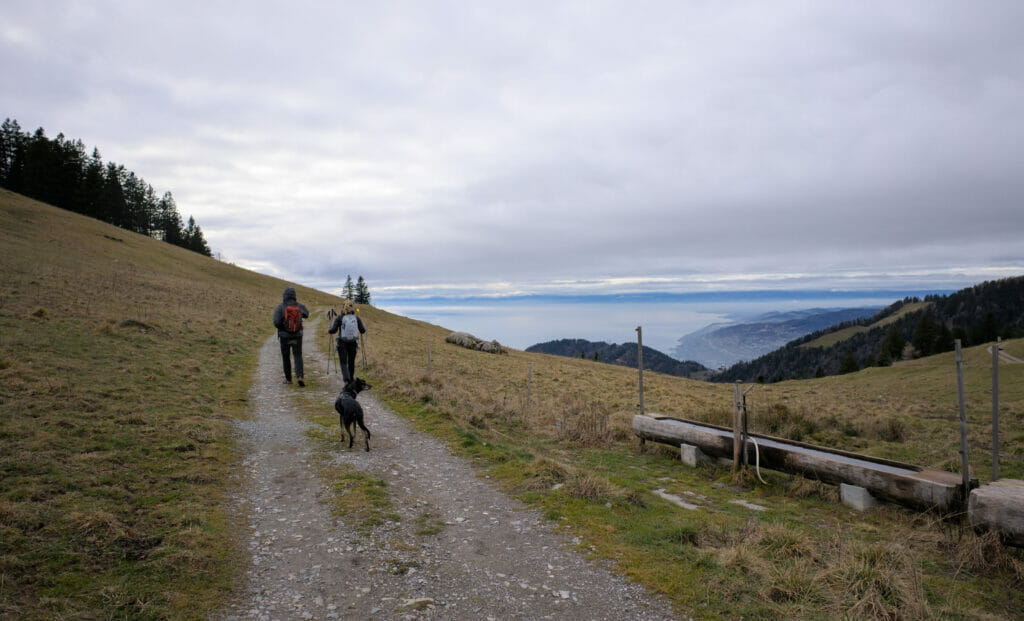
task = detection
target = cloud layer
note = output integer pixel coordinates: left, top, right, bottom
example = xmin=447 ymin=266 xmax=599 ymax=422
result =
xmin=3 ymin=1 xmax=1022 ymax=297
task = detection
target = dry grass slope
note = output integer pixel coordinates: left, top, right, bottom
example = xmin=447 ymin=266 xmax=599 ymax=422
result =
xmin=0 ymin=190 xmax=337 ymax=619
xmin=3 ymin=189 xmax=1023 ymax=619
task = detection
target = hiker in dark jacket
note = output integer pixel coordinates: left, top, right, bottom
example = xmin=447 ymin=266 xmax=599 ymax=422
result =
xmin=272 ymin=286 xmax=310 ymax=386
xmin=328 ymin=299 xmax=366 ymax=382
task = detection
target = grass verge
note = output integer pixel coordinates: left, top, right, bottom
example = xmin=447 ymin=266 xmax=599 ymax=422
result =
xmin=0 ymin=192 xmax=338 ymax=619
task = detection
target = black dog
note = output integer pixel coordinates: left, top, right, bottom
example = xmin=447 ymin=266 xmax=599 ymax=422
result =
xmin=334 ymin=377 xmax=372 ymax=451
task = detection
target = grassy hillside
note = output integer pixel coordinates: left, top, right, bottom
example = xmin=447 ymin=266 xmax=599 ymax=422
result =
xmin=0 ymin=190 xmax=337 ymax=618
xmin=3 ymin=189 xmax=1024 ymax=619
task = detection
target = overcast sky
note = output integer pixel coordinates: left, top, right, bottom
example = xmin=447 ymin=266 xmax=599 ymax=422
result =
xmin=3 ymin=1 xmax=1023 ymax=301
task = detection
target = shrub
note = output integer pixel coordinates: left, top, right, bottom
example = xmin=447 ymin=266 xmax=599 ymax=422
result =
xmin=558 ymin=392 xmax=610 ymax=447
xmin=864 ymin=417 xmax=907 ymax=443
xmin=757 ymin=403 xmax=818 ymax=442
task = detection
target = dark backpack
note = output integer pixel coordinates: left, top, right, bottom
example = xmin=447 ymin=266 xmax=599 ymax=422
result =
xmin=283 ymin=304 xmax=302 ymax=333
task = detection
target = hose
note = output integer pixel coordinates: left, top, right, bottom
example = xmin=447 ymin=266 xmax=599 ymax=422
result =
xmin=749 ymin=436 xmax=768 ymax=485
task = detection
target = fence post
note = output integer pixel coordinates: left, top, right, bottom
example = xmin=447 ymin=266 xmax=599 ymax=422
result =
xmin=742 ymin=391 xmax=750 ymax=467
xmin=636 ymin=326 xmax=645 ymax=416
xmin=955 ymin=339 xmax=970 ymax=495
xmin=733 ymin=381 xmax=742 ymax=471
xmin=427 ymin=343 xmax=432 ymax=376
xmin=993 ymin=337 xmax=1001 ymax=481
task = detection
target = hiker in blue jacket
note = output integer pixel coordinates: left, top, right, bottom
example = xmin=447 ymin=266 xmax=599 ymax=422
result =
xmin=328 ymin=300 xmax=366 ymax=382
xmin=272 ymin=286 xmax=310 ymax=386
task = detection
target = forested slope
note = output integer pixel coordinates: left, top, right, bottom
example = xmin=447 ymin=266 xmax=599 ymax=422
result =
xmin=715 ymin=276 xmax=1024 ymax=382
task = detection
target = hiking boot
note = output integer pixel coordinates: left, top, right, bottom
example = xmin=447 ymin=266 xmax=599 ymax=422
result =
xmin=284 ymin=379 xmax=292 ymax=385
xmin=297 ymin=378 xmax=305 ymax=387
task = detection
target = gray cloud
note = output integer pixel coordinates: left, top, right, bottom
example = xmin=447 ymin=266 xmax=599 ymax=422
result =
xmin=2 ymin=1 xmax=1022 ymax=297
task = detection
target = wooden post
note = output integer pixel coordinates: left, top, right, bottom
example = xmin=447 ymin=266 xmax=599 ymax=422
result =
xmin=993 ymin=337 xmax=1001 ymax=481
xmin=636 ymin=326 xmax=645 ymax=415
xmin=427 ymin=343 xmax=432 ymax=376
xmin=955 ymin=339 xmax=970 ymax=495
xmin=741 ymin=392 xmax=750 ymax=466
xmin=733 ymin=381 xmax=742 ymax=471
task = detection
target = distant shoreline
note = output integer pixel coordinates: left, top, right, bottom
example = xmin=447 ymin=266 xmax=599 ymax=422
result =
xmin=370 ymin=288 xmax=952 ymax=359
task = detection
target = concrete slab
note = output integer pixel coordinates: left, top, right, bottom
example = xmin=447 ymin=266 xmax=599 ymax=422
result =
xmin=680 ymin=443 xmax=712 ymax=467
xmin=652 ymin=488 xmax=700 ymax=510
xmin=969 ymin=479 xmax=1024 ymax=547
xmin=841 ymin=483 xmax=879 ymax=511
xmin=729 ymin=499 xmax=767 ymax=511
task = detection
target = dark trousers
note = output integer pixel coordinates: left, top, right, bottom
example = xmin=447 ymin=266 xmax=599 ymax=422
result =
xmin=280 ymin=336 xmax=303 ymax=381
xmin=337 ymin=340 xmax=358 ymax=382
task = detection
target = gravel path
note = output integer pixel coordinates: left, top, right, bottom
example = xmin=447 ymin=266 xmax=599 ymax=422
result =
xmin=215 ymin=323 xmax=679 ymax=620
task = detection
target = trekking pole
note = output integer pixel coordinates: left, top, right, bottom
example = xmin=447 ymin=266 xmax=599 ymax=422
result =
xmin=326 ymin=327 xmax=333 ymax=375
xmin=357 ymin=307 xmax=367 ymax=367
xmin=324 ymin=309 xmax=331 ymax=374
xmin=326 ymin=308 xmax=338 ymax=374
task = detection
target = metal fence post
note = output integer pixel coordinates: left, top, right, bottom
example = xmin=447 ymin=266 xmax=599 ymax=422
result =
xmin=636 ymin=326 xmax=645 ymax=415
xmin=993 ymin=337 xmax=1001 ymax=481
xmin=955 ymin=339 xmax=970 ymax=495
xmin=733 ymin=381 xmax=742 ymax=471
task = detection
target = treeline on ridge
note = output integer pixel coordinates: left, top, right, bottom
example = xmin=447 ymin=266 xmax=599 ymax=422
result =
xmin=0 ymin=117 xmax=211 ymax=256
xmin=527 ymin=338 xmax=708 ymax=379
xmin=715 ymin=275 xmax=1024 ymax=383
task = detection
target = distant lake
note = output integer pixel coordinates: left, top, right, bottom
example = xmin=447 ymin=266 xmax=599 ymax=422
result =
xmin=373 ymin=289 xmax=949 ymax=359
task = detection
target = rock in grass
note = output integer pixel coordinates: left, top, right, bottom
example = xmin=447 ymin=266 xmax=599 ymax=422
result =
xmin=445 ymin=331 xmax=507 ymax=354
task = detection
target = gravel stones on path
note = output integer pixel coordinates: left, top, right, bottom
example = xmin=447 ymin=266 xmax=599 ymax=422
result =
xmin=215 ymin=323 xmax=678 ymax=620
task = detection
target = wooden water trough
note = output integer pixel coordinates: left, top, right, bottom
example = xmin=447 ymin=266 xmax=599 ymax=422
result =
xmin=633 ymin=413 xmax=975 ymax=513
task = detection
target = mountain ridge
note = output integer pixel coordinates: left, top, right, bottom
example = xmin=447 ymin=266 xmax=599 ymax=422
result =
xmin=672 ymin=307 xmax=884 ymax=369
xmin=714 ymin=277 xmax=1024 ymax=382
xmin=525 ymin=338 xmax=708 ymax=378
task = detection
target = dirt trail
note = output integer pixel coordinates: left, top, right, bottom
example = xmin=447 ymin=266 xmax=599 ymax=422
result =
xmin=215 ymin=322 xmax=678 ymax=620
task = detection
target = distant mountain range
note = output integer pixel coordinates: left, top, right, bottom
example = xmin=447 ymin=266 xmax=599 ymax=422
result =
xmin=671 ymin=307 xmax=883 ymax=369
xmin=525 ymin=276 xmax=1024 ymax=384
xmin=525 ymin=339 xmax=708 ymax=378
xmin=716 ymin=275 xmax=1024 ymax=383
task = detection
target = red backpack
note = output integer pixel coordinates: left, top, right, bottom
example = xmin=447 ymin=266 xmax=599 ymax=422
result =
xmin=283 ymin=304 xmax=302 ymax=333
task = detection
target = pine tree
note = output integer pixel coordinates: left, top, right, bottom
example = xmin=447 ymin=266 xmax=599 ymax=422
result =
xmin=355 ymin=276 xmax=371 ymax=304
xmin=0 ymin=118 xmax=24 ymax=186
xmin=75 ymin=148 xmax=105 ymax=219
xmin=157 ymin=192 xmax=184 ymax=244
xmin=183 ymin=216 xmax=212 ymax=256
xmin=934 ymin=323 xmax=955 ymax=353
xmin=838 ymin=351 xmax=860 ymax=374
xmin=912 ymin=313 xmax=937 ymax=358
xmin=100 ymin=162 xmax=128 ymax=227
xmin=883 ymin=325 xmax=905 ymax=361
xmin=344 ymin=275 xmax=355 ymax=300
